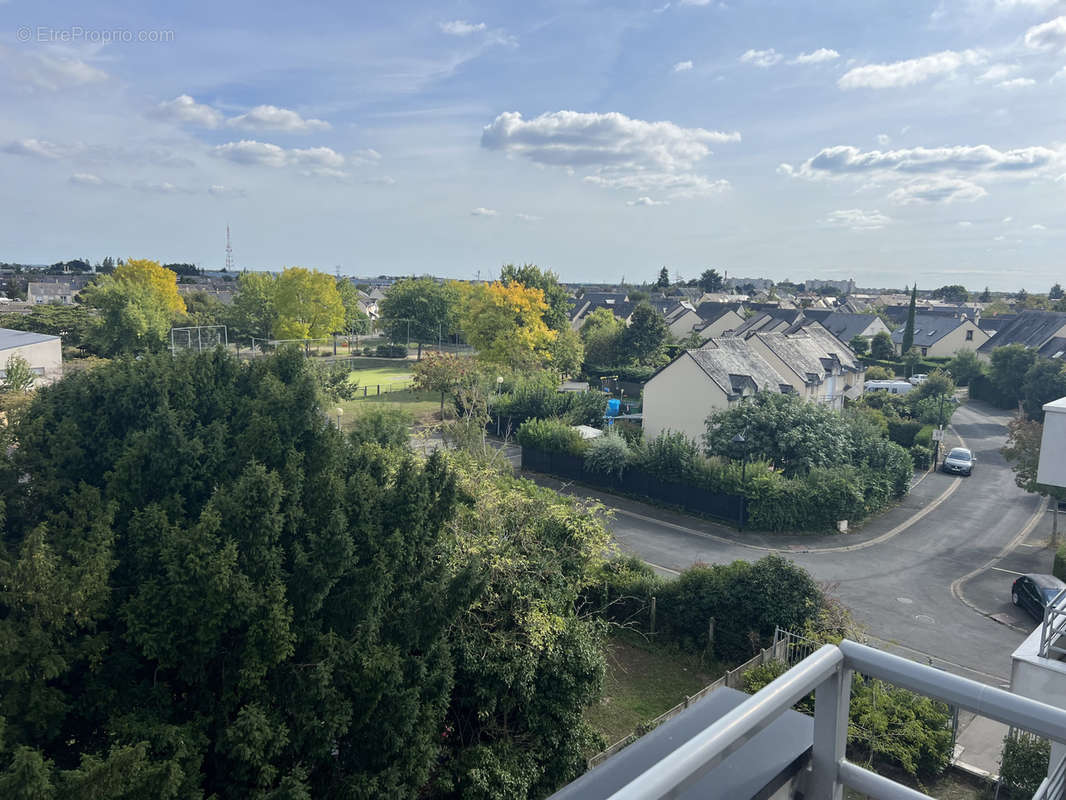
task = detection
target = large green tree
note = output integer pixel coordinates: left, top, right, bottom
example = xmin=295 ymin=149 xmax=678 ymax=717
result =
xmin=699 ymin=269 xmax=724 ymax=293
xmin=226 ymin=271 xmax=278 ymax=345
xmin=1022 ymin=358 xmax=1066 ymax=421
xmin=989 ymin=344 xmax=1038 ymax=407
xmin=0 ymin=350 xmax=477 ymax=798
xmin=379 ymin=277 xmax=460 ymax=359
xmin=579 ymin=308 xmax=625 ymax=368
xmin=870 ymin=331 xmax=895 ymax=360
xmin=335 ymin=278 xmax=372 ymax=335
xmin=273 ymin=267 xmax=346 ymax=340
xmin=621 ymin=302 xmax=669 ymax=365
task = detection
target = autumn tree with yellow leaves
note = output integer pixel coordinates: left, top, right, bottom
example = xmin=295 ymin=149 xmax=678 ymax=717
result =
xmin=272 ymin=267 xmax=346 ymax=341
xmin=459 ymin=281 xmax=557 ymax=368
xmin=80 ymin=258 xmax=187 ymax=355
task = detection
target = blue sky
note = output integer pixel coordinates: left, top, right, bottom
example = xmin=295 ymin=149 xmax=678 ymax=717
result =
xmin=1 ymin=0 xmax=1064 ymax=290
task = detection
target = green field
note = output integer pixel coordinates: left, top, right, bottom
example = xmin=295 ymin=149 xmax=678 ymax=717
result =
xmin=333 ymin=363 xmax=442 ymax=426
xmin=347 ymin=364 xmax=413 ymax=387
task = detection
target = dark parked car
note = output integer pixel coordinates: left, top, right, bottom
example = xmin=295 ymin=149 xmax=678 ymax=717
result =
xmin=941 ymin=447 xmax=976 ymax=476
xmin=1012 ymin=573 xmax=1066 ymax=621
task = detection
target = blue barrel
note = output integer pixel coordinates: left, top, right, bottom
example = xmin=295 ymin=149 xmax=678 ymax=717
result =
xmin=606 ymin=398 xmax=621 ymax=417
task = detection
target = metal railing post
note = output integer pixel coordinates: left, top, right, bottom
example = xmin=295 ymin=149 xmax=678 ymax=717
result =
xmin=809 ymin=664 xmax=851 ymax=800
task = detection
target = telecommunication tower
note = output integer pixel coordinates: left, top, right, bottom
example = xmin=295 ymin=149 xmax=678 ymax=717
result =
xmin=225 ymin=225 xmax=235 ymax=271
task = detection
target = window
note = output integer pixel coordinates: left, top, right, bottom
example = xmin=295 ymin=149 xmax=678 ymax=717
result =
xmin=921 ymin=347 xmax=928 ymax=356
xmin=966 ymin=329 xmax=973 ymax=341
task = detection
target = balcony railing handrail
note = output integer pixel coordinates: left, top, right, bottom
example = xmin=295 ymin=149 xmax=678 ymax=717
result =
xmin=603 ymin=639 xmax=1066 ymax=800
xmin=1039 ymin=588 xmax=1066 ymax=659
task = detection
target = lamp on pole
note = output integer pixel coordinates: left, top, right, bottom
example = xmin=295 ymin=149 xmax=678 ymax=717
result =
xmin=495 ymin=376 xmax=504 ymax=436
xmin=732 ymin=432 xmax=748 ymax=485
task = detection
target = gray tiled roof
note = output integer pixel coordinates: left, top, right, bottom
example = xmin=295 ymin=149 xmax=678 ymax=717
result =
xmin=891 ymin=313 xmax=967 ymax=347
xmin=689 ymin=338 xmax=792 ymax=396
xmin=816 ymin=312 xmax=880 ymax=344
xmin=976 ymin=310 xmax=1066 ymax=353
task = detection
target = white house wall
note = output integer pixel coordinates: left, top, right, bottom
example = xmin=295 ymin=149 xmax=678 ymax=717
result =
xmin=0 ymin=338 xmax=63 ymax=384
xmin=643 ymin=355 xmax=730 ymax=442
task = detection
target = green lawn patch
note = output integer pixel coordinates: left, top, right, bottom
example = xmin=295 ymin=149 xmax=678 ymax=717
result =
xmin=584 ymin=634 xmax=719 ymax=748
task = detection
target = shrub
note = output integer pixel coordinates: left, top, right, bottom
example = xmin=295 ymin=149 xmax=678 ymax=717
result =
xmin=375 ymin=343 xmax=408 ymax=358
xmin=1054 ymin=544 xmax=1066 ymax=582
xmin=362 ymin=346 xmax=374 ymax=356
xmin=862 ymin=439 xmax=913 ymax=499
xmin=909 ymin=444 xmax=932 ymax=471
xmin=584 ymin=431 xmax=630 ymax=480
xmin=582 ymin=556 xmax=664 ymax=628
xmin=864 ymin=365 xmax=893 ymax=381
xmin=348 ymin=406 xmax=414 ymax=449
xmin=516 ymin=417 xmax=586 ymax=456
xmin=913 ymin=424 xmax=934 ymax=450
xmin=493 ymin=383 xmax=607 ymax=428
xmin=631 ymin=431 xmax=704 ymax=484
xmin=887 ymin=419 xmax=922 ymax=448
xmin=999 ymin=731 xmax=1051 ymax=798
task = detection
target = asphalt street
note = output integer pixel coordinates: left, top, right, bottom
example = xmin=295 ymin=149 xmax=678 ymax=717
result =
xmin=531 ymin=400 xmax=1056 ymax=686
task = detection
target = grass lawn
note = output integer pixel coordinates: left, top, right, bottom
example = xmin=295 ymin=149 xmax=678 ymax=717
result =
xmin=326 ymin=363 xmax=445 ymax=427
xmin=346 ymin=364 xmax=413 ymax=387
xmin=584 ymin=633 xmax=719 ymax=750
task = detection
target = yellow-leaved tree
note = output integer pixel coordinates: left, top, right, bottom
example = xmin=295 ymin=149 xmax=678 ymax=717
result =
xmin=113 ymin=259 xmax=187 ymax=314
xmin=273 ymin=267 xmax=345 ymax=340
xmin=459 ymin=281 xmax=556 ymax=367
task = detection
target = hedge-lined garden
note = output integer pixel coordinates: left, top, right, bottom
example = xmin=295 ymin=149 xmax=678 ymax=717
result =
xmin=518 ymin=391 xmax=914 ymax=532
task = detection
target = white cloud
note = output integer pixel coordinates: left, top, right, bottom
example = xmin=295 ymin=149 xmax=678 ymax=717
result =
xmin=515 ymin=213 xmax=541 ymax=221
xmin=3 ymin=138 xmax=72 ymax=159
xmin=364 ymin=175 xmax=396 ymax=185
xmin=288 ymin=146 xmax=345 ymax=168
xmin=69 ymin=173 xmax=104 ymax=186
xmin=889 ymin=177 xmax=989 ymax=204
xmin=1024 ymin=15 xmax=1066 ymax=50
xmin=15 ymin=52 xmax=108 ymax=91
xmin=151 ymin=94 xmax=224 ymax=129
xmin=978 ymin=63 xmax=1018 ymax=82
xmin=482 ymin=110 xmax=738 ymax=200
xmin=213 ymin=140 xmax=288 ymax=167
xmin=673 ymin=60 xmax=694 ymax=72
xmin=792 ymin=48 xmax=840 ymax=64
xmin=823 ymin=208 xmax=891 ymax=230
xmin=470 ymin=207 xmax=497 ymax=216
xmin=133 ymin=180 xmax=195 ymax=195
xmin=351 ymin=148 xmax=382 ymax=165
xmin=740 ymin=48 xmax=783 ymax=67
xmin=227 ymin=105 xmax=330 ymax=133
xmin=838 ymin=49 xmax=982 ymax=89
xmin=788 ymin=143 xmax=1060 ymax=177
xmin=1003 ymin=215 xmax=1014 ymax=222
xmin=957 ymin=220 xmax=974 ymax=227
xmin=1032 ymin=223 xmax=1047 ymax=229
xmin=440 ymin=20 xmax=487 ymax=35
xmin=627 ymin=196 xmax=669 ymax=206
xmin=679 ymin=0 xmax=712 ymax=5
xmin=208 ymin=185 xmax=246 ymax=197
xmin=1053 ymin=65 xmax=1066 ymax=81
xmin=876 ymin=133 xmax=892 ymax=146
xmin=999 ymin=77 xmax=1037 ymax=88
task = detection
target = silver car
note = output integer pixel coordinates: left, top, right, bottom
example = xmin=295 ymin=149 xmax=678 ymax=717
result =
xmin=942 ymin=447 xmax=976 ymax=476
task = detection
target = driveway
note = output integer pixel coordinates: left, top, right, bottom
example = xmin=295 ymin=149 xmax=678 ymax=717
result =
xmin=530 ymin=400 xmax=1053 ymax=685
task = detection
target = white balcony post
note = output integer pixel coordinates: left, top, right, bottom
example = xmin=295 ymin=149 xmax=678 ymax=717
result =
xmin=809 ymin=665 xmax=852 ymax=800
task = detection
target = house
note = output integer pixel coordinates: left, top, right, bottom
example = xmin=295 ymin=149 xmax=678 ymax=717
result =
xmin=976 ymin=311 xmax=1066 ymax=361
xmin=801 ymin=311 xmax=891 ymax=348
xmin=642 ymin=338 xmax=795 ymax=441
xmin=28 ymin=282 xmax=79 ymax=305
xmin=890 ymin=313 xmax=988 ymax=358
xmin=661 ymin=301 xmax=704 ymax=339
xmin=727 ymin=308 xmax=805 ymax=338
xmin=0 ymin=328 xmax=63 ymax=384
xmin=746 ymin=326 xmax=865 ymax=409
xmin=978 ymin=313 xmax=1018 ymax=338
xmin=692 ymin=303 xmax=746 ymax=342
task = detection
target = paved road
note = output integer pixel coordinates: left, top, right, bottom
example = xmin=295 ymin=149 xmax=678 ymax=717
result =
xmin=535 ymin=400 xmax=1052 ymax=686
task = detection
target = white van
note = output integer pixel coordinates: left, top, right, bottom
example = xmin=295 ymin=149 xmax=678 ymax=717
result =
xmin=864 ymin=379 xmax=914 ymax=395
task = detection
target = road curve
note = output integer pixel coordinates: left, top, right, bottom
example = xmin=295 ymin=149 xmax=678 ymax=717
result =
xmin=588 ymin=401 xmax=1043 ymax=684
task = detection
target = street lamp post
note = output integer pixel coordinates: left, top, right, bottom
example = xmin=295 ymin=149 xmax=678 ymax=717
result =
xmin=495 ymin=376 xmax=504 ymax=436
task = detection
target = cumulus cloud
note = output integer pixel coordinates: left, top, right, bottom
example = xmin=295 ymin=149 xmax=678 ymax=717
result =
xmin=151 ymin=94 xmax=224 ymax=128
xmin=440 ymin=20 xmax=487 ymax=35
xmin=978 ymin=63 xmax=1018 ymax=82
xmin=876 ymin=133 xmax=892 ymax=146
xmin=739 ymin=48 xmax=782 ymax=67
xmin=227 ymin=105 xmax=330 ymax=133
xmin=792 ymin=48 xmax=840 ymax=64
xmin=673 ymin=60 xmax=694 ymax=72
xmin=288 ymin=146 xmax=345 ymax=168
xmin=957 ymin=220 xmax=974 ymax=227
xmin=838 ymin=49 xmax=982 ymax=89
xmin=364 ymin=175 xmax=396 ymax=185
xmin=1024 ymin=15 xmax=1066 ymax=50
xmin=212 ymin=140 xmax=347 ymax=176
xmin=213 ymin=140 xmax=288 ymax=167
xmin=784 ymin=143 xmax=1062 ymax=204
xmin=823 ymin=208 xmax=891 ymax=230
xmin=470 ymin=207 xmax=497 ymax=216
xmin=888 ymin=178 xmax=989 ymax=204
xmin=133 ymin=180 xmax=196 ymax=195
xmin=351 ymin=148 xmax=382 ymax=165
xmin=583 ymin=172 xmax=730 ymax=197
xmin=481 ymin=110 xmax=738 ymax=199
xmin=1032 ymin=223 xmax=1047 ymax=229
xmin=627 ymin=196 xmax=669 ymax=206
xmin=515 ymin=212 xmax=541 ymax=221
xmin=999 ymin=77 xmax=1037 ymax=88
xmin=208 ymin=184 xmax=246 ymax=197
xmin=14 ymin=52 xmax=108 ymax=91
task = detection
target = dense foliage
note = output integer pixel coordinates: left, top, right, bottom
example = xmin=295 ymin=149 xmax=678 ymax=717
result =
xmin=0 ymin=350 xmax=612 ymax=799
xmin=998 ymin=732 xmax=1050 ymax=798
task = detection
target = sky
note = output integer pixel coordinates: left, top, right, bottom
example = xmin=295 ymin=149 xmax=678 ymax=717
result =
xmin=1 ymin=0 xmax=1064 ymax=290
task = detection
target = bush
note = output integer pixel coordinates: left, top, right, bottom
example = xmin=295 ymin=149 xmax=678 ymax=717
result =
xmin=658 ymin=555 xmax=822 ymax=662
xmin=631 ymin=431 xmax=704 ymax=484
xmin=375 ymin=343 xmax=408 ymax=358
xmin=348 ymin=406 xmax=414 ymax=449
xmin=887 ymin=419 xmax=922 ymax=448
xmin=493 ymin=383 xmax=607 ymax=428
xmin=999 ymin=731 xmax=1051 ymax=798
xmin=969 ymin=373 xmax=1016 ymax=409
xmin=864 ymin=365 xmax=893 ymax=381
xmin=516 ymin=417 xmax=586 ymax=456
xmin=909 ymin=444 xmax=932 ymax=470
xmin=582 ymin=556 xmax=664 ymax=628
xmin=362 ymin=346 xmax=374 ymax=356
xmin=584 ymin=431 xmax=630 ymax=480
xmin=1054 ymin=543 xmax=1066 ymax=582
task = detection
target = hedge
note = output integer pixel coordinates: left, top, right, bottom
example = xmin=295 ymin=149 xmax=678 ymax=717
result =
xmin=887 ymin=419 xmax=922 ymax=448
xmin=374 ymin=344 xmax=408 ymax=358
xmin=861 ymin=357 xmax=950 ymax=376
xmin=1054 ymin=544 xmax=1066 ymax=583
xmin=968 ymin=373 xmax=1016 ymax=409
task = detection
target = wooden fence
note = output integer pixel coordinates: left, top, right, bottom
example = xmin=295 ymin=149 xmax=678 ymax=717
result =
xmin=587 ymin=638 xmax=789 ymax=769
